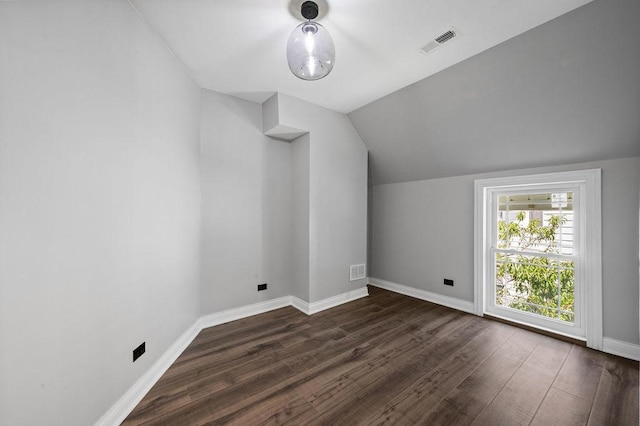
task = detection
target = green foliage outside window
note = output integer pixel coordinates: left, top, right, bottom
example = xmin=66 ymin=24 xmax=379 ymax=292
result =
xmin=496 ymin=211 xmax=575 ymax=322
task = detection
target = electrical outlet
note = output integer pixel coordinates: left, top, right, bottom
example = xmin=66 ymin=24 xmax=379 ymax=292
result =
xmin=133 ymin=342 xmax=145 ymax=362
xmin=257 ymin=283 xmax=267 ymax=291
xmin=444 ymin=278 xmax=454 ymax=286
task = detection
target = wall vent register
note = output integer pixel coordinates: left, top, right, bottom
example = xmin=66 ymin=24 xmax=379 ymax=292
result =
xmin=350 ymin=264 xmax=366 ymax=281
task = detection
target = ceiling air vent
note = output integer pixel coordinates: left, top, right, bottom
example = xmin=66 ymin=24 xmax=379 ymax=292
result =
xmin=435 ymin=30 xmax=456 ymax=44
xmin=419 ymin=27 xmax=460 ymax=55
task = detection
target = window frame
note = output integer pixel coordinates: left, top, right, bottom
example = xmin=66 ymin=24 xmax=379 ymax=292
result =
xmin=474 ymin=169 xmax=602 ymax=349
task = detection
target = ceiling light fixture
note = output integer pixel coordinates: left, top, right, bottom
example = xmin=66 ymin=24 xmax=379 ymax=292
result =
xmin=287 ymin=1 xmax=335 ymax=80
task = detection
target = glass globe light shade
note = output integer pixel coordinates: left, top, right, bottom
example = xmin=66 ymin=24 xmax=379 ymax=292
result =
xmin=287 ymin=21 xmax=335 ymax=80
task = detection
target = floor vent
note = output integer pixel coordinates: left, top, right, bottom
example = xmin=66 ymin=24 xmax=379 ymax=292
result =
xmin=419 ymin=27 xmax=460 ymax=55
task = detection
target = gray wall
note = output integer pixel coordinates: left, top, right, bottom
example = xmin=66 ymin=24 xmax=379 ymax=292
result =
xmin=291 ymin=134 xmax=311 ymax=301
xmin=200 ymin=90 xmax=293 ymax=313
xmin=371 ymin=157 xmax=640 ymax=345
xmin=274 ymin=94 xmax=369 ymax=303
xmin=0 ymin=1 xmax=202 ymax=424
xmin=199 ymin=90 xmax=369 ymax=309
xmin=352 ymin=0 xmax=639 ymax=348
xmin=349 ymin=0 xmax=640 ymax=184
xmin=0 ymin=6 xmax=367 ymax=421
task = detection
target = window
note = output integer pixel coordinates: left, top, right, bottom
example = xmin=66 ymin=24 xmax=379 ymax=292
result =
xmin=474 ymin=170 xmax=602 ymax=348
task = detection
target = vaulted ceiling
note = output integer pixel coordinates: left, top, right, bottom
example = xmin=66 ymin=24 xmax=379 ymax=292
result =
xmin=348 ymin=0 xmax=640 ymax=183
xmin=131 ymin=0 xmax=592 ymax=113
xmin=131 ymin=0 xmax=639 ymax=184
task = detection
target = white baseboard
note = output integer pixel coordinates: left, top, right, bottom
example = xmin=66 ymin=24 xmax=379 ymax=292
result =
xmin=94 ymin=322 xmax=201 ymax=426
xmin=603 ymin=337 xmax=640 ymax=361
xmin=197 ymin=296 xmax=292 ymax=330
xmin=292 ymin=287 xmax=369 ymax=315
xmin=96 ymin=287 xmax=369 ymax=425
xmin=368 ymin=277 xmax=475 ymax=314
xmin=289 ymin=295 xmax=309 ymax=314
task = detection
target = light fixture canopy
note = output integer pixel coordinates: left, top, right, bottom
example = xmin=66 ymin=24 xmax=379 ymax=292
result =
xmin=287 ymin=1 xmax=335 ymax=81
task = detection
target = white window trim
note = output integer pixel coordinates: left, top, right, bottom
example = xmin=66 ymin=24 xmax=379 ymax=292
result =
xmin=474 ymin=169 xmax=602 ymax=350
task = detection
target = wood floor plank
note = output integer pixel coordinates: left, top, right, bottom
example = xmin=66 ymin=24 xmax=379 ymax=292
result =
xmin=187 ymin=327 xmax=349 ymax=401
xmin=166 ymin=311 xmax=309 ymax=376
xmin=291 ymin=302 xmax=439 ymax=393
xmin=419 ymin=388 xmax=488 ymax=426
xmin=454 ymin=329 xmax=541 ymax=406
xmin=307 ymin=300 xmax=385 ymax=328
xmin=122 ymin=385 xmax=192 ymax=425
xmin=552 ymin=344 xmax=607 ymax=402
xmin=366 ymin=321 xmax=515 ymax=424
xmin=160 ymin=320 xmax=345 ymax=399
xmin=183 ymin=320 xmax=390 ymax=422
xmin=588 ymin=357 xmax=639 ymax=426
xmin=342 ymin=307 xmax=458 ymax=372
xmin=147 ymin=339 xmax=285 ymax=397
xmin=189 ymin=307 xmax=303 ymax=350
xmin=317 ymin=367 xmax=419 ymax=425
xmin=315 ymin=314 xmax=493 ymax=424
xmin=123 ymin=286 xmax=639 ymax=425
xmin=531 ymin=388 xmax=592 ymax=426
xmin=338 ymin=297 xmax=433 ymax=334
xmin=207 ymin=394 xmax=321 ymax=425
xmin=471 ymin=337 xmax=571 ymax=425
xmin=146 ymin=363 xmax=296 ymax=425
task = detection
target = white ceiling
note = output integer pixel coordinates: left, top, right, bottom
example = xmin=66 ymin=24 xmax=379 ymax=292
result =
xmin=130 ymin=0 xmax=593 ymax=113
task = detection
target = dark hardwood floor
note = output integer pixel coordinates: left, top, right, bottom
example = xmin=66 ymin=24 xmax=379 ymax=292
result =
xmin=124 ymin=286 xmax=639 ymax=425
